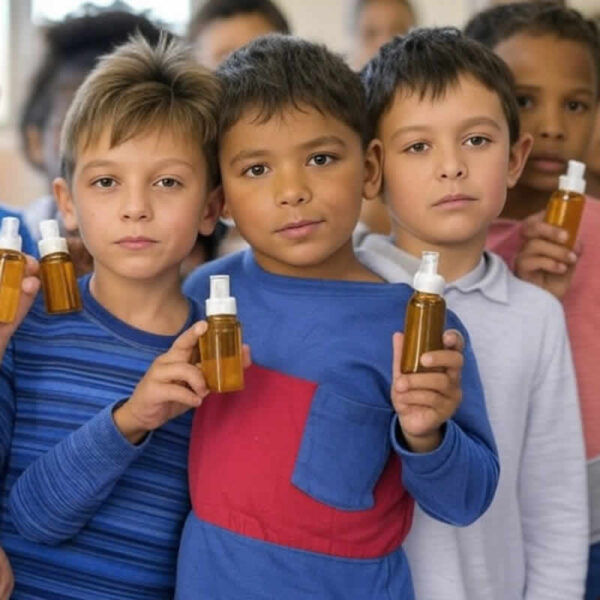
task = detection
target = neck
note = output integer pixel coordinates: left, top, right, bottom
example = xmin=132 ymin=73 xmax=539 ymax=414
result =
xmin=502 ymin=183 xmax=550 ymax=221
xmin=392 ymin=228 xmax=484 ymax=283
xmin=255 ymin=239 xmax=383 ymax=282
xmin=89 ymin=265 xmax=190 ymax=335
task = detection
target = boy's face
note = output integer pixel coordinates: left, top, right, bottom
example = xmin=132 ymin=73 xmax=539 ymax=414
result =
xmin=494 ymin=33 xmax=598 ymax=193
xmin=219 ymin=105 xmax=381 ymax=278
xmin=194 ymin=13 xmax=278 ymax=69
xmin=55 ymin=128 xmax=220 ymax=283
xmin=378 ymin=75 xmax=529 ymax=252
xmin=352 ymin=0 xmax=414 ymax=70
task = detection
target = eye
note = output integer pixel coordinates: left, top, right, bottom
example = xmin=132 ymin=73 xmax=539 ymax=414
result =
xmin=465 ymin=135 xmax=490 ymax=148
xmin=515 ymin=95 xmax=533 ymax=110
xmin=566 ymin=100 xmax=588 ymax=113
xmin=406 ymin=142 xmax=429 ymax=154
xmin=243 ymin=164 xmax=269 ymax=178
xmin=308 ymin=154 xmax=335 ymax=167
xmin=92 ymin=177 xmax=116 ymax=188
xmin=156 ymin=177 xmax=180 ymax=188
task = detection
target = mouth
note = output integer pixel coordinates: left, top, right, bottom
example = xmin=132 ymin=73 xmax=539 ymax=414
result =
xmin=116 ymin=236 xmax=157 ymax=250
xmin=527 ymin=154 xmax=567 ymax=174
xmin=275 ymin=219 xmax=324 ymax=239
xmin=433 ymin=194 xmax=477 ymax=209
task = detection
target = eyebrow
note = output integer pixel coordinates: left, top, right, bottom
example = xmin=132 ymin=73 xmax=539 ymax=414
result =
xmin=229 ymin=135 xmax=348 ymax=167
xmin=390 ymin=116 xmax=503 ymax=141
xmin=80 ymin=158 xmax=196 ymax=173
xmin=515 ymin=84 xmax=595 ymax=96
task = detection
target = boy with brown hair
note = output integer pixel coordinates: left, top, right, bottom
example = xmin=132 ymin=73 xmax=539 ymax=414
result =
xmin=356 ymin=26 xmax=587 ymax=599
xmin=465 ymin=4 xmax=600 ymax=597
xmin=0 ymin=35 xmax=226 ymax=599
xmin=177 ymin=34 xmax=499 ymax=600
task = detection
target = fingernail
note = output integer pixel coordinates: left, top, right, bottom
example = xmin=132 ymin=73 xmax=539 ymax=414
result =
xmin=558 ymin=230 xmax=569 ymax=243
xmin=395 ymin=377 xmax=409 ymax=392
xmin=568 ymin=252 xmax=577 ymax=263
xmin=557 ymin=262 xmax=567 ymax=273
xmin=421 ymin=354 xmax=433 ymax=366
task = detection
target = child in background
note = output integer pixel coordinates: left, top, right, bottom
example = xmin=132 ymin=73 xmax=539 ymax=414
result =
xmin=0 ymin=36 xmax=224 ymax=599
xmin=356 ymin=26 xmax=588 ymax=599
xmin=465 ymin=4 xmax=600 ymax=597
xmin=177 ymin=34 xmax=499 ymax=600
xmin=188 ymin=0 xmax=290 ymax=69
xmin=349 ymin=0 xmax=416 ymax=236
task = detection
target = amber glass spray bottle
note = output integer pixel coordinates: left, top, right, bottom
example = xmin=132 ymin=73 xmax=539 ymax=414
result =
xmin=38 ymin=219 xmax=82 ymax=314
xmin=0 ymin=217 xmax=26 ymax=324
xmin=400 ymin=251 xmax=446 ymax=374
xmin=544 ymin=159 xmax=586 ymax=249
xmin=200 ymin=275 xmax=244 ymax=392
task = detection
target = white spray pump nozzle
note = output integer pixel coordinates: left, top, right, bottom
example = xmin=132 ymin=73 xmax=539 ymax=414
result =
xmin=413 ymin=251 xmax=445 ymax=295
xmin=206 ymin=274 xmax=237 ymax=316
xmin=38 ymin=219 xmax=68 ymax=257
xmin=0 ymin=216 xmax=23 ymax=252
xmin=559 ymin=159 xmax=586 ymax=194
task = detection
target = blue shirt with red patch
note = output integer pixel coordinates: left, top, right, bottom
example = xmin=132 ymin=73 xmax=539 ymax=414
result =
xmin=178 ymin=250 xmax=498 ymax=599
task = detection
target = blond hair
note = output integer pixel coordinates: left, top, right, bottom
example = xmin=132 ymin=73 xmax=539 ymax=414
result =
xmin=60 ymin=33 xmax=221 ymax=185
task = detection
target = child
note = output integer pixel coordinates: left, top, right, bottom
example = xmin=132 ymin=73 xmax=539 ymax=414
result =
xmin=465 ymin=4 xmax=600 ymax=597
xmin=177 ymin=34 xmax=499 ymax=600
xmin=0 ymin=36 xmax=223 ymax=599
xmin=187 ymin=0 xmax=290 ymax=69
xmin=356 ymin=26 xmax=588 ymax=599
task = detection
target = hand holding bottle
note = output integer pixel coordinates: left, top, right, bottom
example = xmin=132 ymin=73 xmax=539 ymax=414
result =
xmin=391 ymin=329 xmax=464 ymax=454
xmin=514 ymin=210 xmax=580 ymax=300
xmin=114 ymin=321 xmax=251 ymax=444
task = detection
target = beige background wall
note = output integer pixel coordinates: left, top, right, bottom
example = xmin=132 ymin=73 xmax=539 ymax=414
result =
xmin=2 ymin=0 xmax=600 ymax=210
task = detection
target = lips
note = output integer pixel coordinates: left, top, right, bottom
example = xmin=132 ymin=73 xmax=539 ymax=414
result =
xmin=275 ymin=219 xmax=324 ymax=239
xmin=528 ymin=154 xmax=567 ymax=174
xmin=116 ymin=236 xmax=157 ymax=249
xmin=433 ymin=194 xmax=477 ymax=208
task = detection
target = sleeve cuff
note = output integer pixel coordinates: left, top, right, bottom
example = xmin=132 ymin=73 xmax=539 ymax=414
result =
xmin=390 ymin=415 xmax=459 ymax=477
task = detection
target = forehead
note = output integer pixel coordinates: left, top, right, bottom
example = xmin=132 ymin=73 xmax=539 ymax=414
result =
xmin=358 ymin=0 xmax=413 ymax=29
xmin=220 ymin=105 xmax=362 ymax=151
xmin=494 ymin=33 xmax=597 ymax=93
xmin=380 ymin=75 xmax=508 ymax=134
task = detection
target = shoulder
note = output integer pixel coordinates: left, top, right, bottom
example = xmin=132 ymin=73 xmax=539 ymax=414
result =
xmin=183 ymin=251 xmax=247 ymax=297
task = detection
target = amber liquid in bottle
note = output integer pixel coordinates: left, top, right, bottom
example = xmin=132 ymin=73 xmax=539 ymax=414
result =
xmin=200 ymin=315 xmax=244 ymax=392
xmin=400 ymin=291 xmax=446 ymax=374
xmin=39 ymin=252 xmax=82 ymax=314
xmin=0 ymin=250 xmax=25 ymax=324
xmin=544 ymin=189 xmax=585 ymax=250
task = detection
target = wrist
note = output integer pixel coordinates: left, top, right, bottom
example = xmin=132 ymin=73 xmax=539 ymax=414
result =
xmin=112 ymin=401 xmax=148 ymax=445
xmin=400 ymin=425 xmax=443 ymax=454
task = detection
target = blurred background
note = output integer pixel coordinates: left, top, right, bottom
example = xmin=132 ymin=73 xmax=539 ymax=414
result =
xmin=1 ymin=0 xmax=599 ymax=209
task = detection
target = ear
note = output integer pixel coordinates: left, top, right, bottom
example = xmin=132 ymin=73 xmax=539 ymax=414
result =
xmin=53 ymin=177 xmax=79 ymax=232
xmin=507 ymin=133 xmax=533 ymax=188
xmin=25 ymin=125 xmax=45 ymax=169
xmin=198 ymin=185 xmax=224 ymax=235
xmin=362 ymin=138 xmax=383 ymax=200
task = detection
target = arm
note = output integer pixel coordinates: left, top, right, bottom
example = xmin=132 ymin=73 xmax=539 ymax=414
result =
xmin=520 ymin=307 xmax=588 ymax=600
xmin=9 ymin=322 xmax=210 ymax=545
xmin=392 ymin=323 xmax=499 ymax=526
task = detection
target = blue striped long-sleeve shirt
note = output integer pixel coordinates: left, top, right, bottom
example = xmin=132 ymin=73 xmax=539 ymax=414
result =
xmin=0 ymin=274 xmax=198 ymax=599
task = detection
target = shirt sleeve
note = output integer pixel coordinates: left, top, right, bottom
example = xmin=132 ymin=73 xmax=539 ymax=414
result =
xmin=0 ymin=341 xmax=16 ymax=484
xmin=8 ymin=401 xmax=151 ymax=545
xmin=520 ymin=303 xmax=588 ymax=600
xmin=392 ymin=315 xmax=500 ymax=526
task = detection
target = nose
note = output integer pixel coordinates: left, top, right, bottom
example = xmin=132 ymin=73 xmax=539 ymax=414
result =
xmin=119 ymin=185 xmax=152 ymax=221
xmin=538 ymin=103 xmax=566 ymax=141
xmin=274 ymin=166 xmax=312 ymax=207
xmin=436 ymin=146 xmax=467 ymax=181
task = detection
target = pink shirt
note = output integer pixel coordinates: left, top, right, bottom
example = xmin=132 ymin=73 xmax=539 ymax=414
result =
xmin=487 ymin=198 xmax=600 ymax=460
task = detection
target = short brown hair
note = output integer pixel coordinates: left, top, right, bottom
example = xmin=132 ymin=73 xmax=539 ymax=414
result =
xmin=60 ymin=34 xmax=221 ymax=185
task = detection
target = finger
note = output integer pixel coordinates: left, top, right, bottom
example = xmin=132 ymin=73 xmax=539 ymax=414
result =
xmin=419 ymin=348 xmax=463 ymax=372
xmin=242 ymin=344 xmax=252 ymax=368
xmin=442 ymin=329 xmax=464 ymax=352
xmin=163 ymin=321 xmax=208 ymax=361
xmin=393 ymin=372 xmax=450 ymax=395
xmin=21 ymin=275 xmax=41 ymax=296
xmin=517 ymin=255 xmax=571 ymax=276
xmin=522 ymin=217 xmax=570 ymax=245
xmin=521 ymin=238 xmax=577 ymax=265
xmin=157 ymin=382 xmax=206 ymax=408
xmin=394 ymin=389 xmax=448 ymax=410
xmin=392 ymin=332 xmax=404 ymax=381
xmin=154 ymin=362 xmax=208 ymax=396
xmin=24 ymin=254 xmax=39 ymax=276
